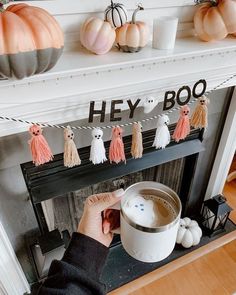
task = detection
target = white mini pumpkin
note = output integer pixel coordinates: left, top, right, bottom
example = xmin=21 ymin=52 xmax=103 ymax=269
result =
xmin=176 ymin=217 xmax=202 ymax=248
xmin=105 ymin=1 xmax=128 ymax=28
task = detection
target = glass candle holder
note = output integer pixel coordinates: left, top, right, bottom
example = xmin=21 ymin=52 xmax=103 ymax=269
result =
xmin=153 ymin=17 xmax=178 ymax=50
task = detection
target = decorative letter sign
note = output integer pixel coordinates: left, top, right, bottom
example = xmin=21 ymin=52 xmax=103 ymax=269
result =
xmin=89 ymin=101 xmax=106 ymax=123
xmin=88 ymin=79 xmax=207 ymax=123
xmin=163 ymin=79 xmax=207 ymax=111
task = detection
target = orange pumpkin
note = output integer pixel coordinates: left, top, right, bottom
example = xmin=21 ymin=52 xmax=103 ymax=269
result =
xmin=80 ymin=17 xmax=116 ymax=55
xmin=116 ymin=5 xmax=149 ymax=53
xmin=194 ymin=0 xmax=236 ymax=41
xmin=0 ymin=3 xmax=64 ymax=79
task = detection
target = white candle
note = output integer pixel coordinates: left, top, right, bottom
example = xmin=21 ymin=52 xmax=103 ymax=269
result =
xmin=153 ymin=17 xmax=179 ymax=50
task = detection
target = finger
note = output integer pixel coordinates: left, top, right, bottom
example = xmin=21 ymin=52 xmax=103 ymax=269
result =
xmin=96 ymin=189 xmax=124 ymax=213
xmin=85 ymin=189 xmax=124 ymax=213
xmin=102 ymin=219 xmax=110 ymax=235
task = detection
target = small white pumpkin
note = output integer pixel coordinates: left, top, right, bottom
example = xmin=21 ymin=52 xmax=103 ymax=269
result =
xmin=176 ymin=217 xmax=202 ymax=248
xmin=105 ymin=1 xmax=128 ymax=28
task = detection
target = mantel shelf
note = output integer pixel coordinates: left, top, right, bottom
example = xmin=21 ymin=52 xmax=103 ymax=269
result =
xmin=1 ymin=36 xmax=236 ymax=137
xmin=1 ymin=37 xmax=236 ymax=85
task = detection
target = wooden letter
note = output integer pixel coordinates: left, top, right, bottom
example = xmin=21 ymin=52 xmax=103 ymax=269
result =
xmin=176 ymin=86 xmax=191 ymax=106
xmin=110 ymin=100 xmax=123 ymax=122
xmin=127 ymin=99 xmax=141 ymax=118
xmin=163 ymin=91 xmax=176 ymax=111
xmin=193 ymin=79 xmax=207 ymax=98
xmin=88 ymin=101 xmax=106 ymax=123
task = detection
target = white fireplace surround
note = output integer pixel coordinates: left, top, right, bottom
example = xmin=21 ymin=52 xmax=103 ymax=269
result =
xmin=1 ymin=1 xmax=236 ymax=293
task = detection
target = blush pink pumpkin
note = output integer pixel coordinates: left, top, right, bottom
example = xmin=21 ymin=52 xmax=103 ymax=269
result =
xmin=116 ymin=4 xmax=149 ymax=53
xmin=80 ymin=17 xmax=116 ymax=55
xmin=194 ymin=0 xmax=236 ymax=41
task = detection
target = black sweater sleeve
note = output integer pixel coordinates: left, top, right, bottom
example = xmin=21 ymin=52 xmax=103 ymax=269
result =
xmin=36 ymin=232 xmax=109 ymax=295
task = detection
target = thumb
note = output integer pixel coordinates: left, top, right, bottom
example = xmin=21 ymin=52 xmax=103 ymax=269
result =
xmin=87 ymin=189 xmax=124 ymax=213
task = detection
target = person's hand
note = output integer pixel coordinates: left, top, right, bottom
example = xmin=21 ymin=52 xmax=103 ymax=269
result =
xmin=78 ymin=189 xmax=124 ymax=247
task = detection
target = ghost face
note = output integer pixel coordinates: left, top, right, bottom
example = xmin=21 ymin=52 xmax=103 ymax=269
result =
xmin=199 ymin=96 xmax=208 ymax=106
xmin=124 ymin=196 xmax=156 ymax=227
xmin=92 ymin=128 xmax=103 ymax=140
xmin=112 ymin=126 xmax=123 ymax=138
xmin=64 ymin=127 xmax=74 ymax=141
xmin=29 ymin=125 xmax=43 ymax=137
xmin=158 ymin=114 xmax=170 ymax=126
xmin=143 ymin=96 xmax=159 ymax=114
xmin=181 ymin=106 xmax=190 ymax=116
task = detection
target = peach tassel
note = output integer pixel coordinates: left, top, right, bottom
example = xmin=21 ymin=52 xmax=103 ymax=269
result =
xmin=28 ymin=125 xmax=53 ymax=166
xmin=191 ymin=95 xmax=209 ymax=129
xmin=64 ymin=126 xmax=81 ymax=168
xmin=109 ymin=126 xmax=126 ymax=164
xmin=131 ymin=122 xmax=143 ymax=159
xmin=172 ymin=105 xmax=190 ymax=142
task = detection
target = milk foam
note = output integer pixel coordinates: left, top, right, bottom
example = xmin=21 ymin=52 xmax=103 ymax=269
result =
xmin=123 ymin=194 xmax=176 ymax=227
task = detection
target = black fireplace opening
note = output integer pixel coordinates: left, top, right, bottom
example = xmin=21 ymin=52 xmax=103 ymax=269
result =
xmin=21 ymin=124 xmax=207 ymax=286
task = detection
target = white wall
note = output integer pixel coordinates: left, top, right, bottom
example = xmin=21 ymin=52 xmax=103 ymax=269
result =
xmin=12 ymin=0 xmax=197 ymax=49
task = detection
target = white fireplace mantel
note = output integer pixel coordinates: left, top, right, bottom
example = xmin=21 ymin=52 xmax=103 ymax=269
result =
xmin=1 ymin=37 xmax=236 ymax=137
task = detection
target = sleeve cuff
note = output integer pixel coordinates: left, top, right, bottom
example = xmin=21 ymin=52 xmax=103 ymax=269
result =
xmin=62 ymin=232 xmax=109 ymax=280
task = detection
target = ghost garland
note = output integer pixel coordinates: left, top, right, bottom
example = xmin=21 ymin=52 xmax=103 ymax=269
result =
xmin=24 ymin=94 xmax=209 ymax=167
xmin=191 ymin=95 xmax=209 ymax=129
xmin=64 ymin=126 xmax=81 ymax=168
xmin=28 ymin=125 xmax=53 ymax=166
xmin=109 ymin=126 xmax=126 ymax=164
xmin=131 ymin=122 xmax=143 ymax=159
xmin=172 ymin=105 xmax=190 ymax=142
xmin=153 ymin=114 xmax=171 ymax=149
xmin=90 ymin=128 xmax=107 ymax=164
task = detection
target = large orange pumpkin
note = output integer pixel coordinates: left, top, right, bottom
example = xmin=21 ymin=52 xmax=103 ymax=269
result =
xmin=116 ymin=4 xmax=149 ymax=53
xmin=194 ymin=0 xmax=236 ymax=41
xmin=0 ymin=3 xmax=64 ymax=79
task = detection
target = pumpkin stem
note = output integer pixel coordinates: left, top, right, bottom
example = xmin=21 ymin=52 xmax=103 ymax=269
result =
xmin=111 ymin=0 xmax=114 ymax=6
xmin=194 ymin=0 xmax=218 ymax=6
xmin=132 ymin=3 xmax=144 ymax=24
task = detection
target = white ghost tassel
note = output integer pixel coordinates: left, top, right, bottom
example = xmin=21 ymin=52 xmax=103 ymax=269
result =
xmin=142 ymin=96 xmax=159 ymax=114
xmin=90 ymin=128 xmax=107 ymax=164
xmin=152 ymin=114 xmax=170 ymax=149
xmin=64 ymin=126 xmax=81 ymax=167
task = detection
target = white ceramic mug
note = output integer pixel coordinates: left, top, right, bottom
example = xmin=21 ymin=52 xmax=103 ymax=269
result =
xmin=153 ymin=17 xmax=179 ymax=50
xmin=112 ymin=181 xmax=181 ymax=263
